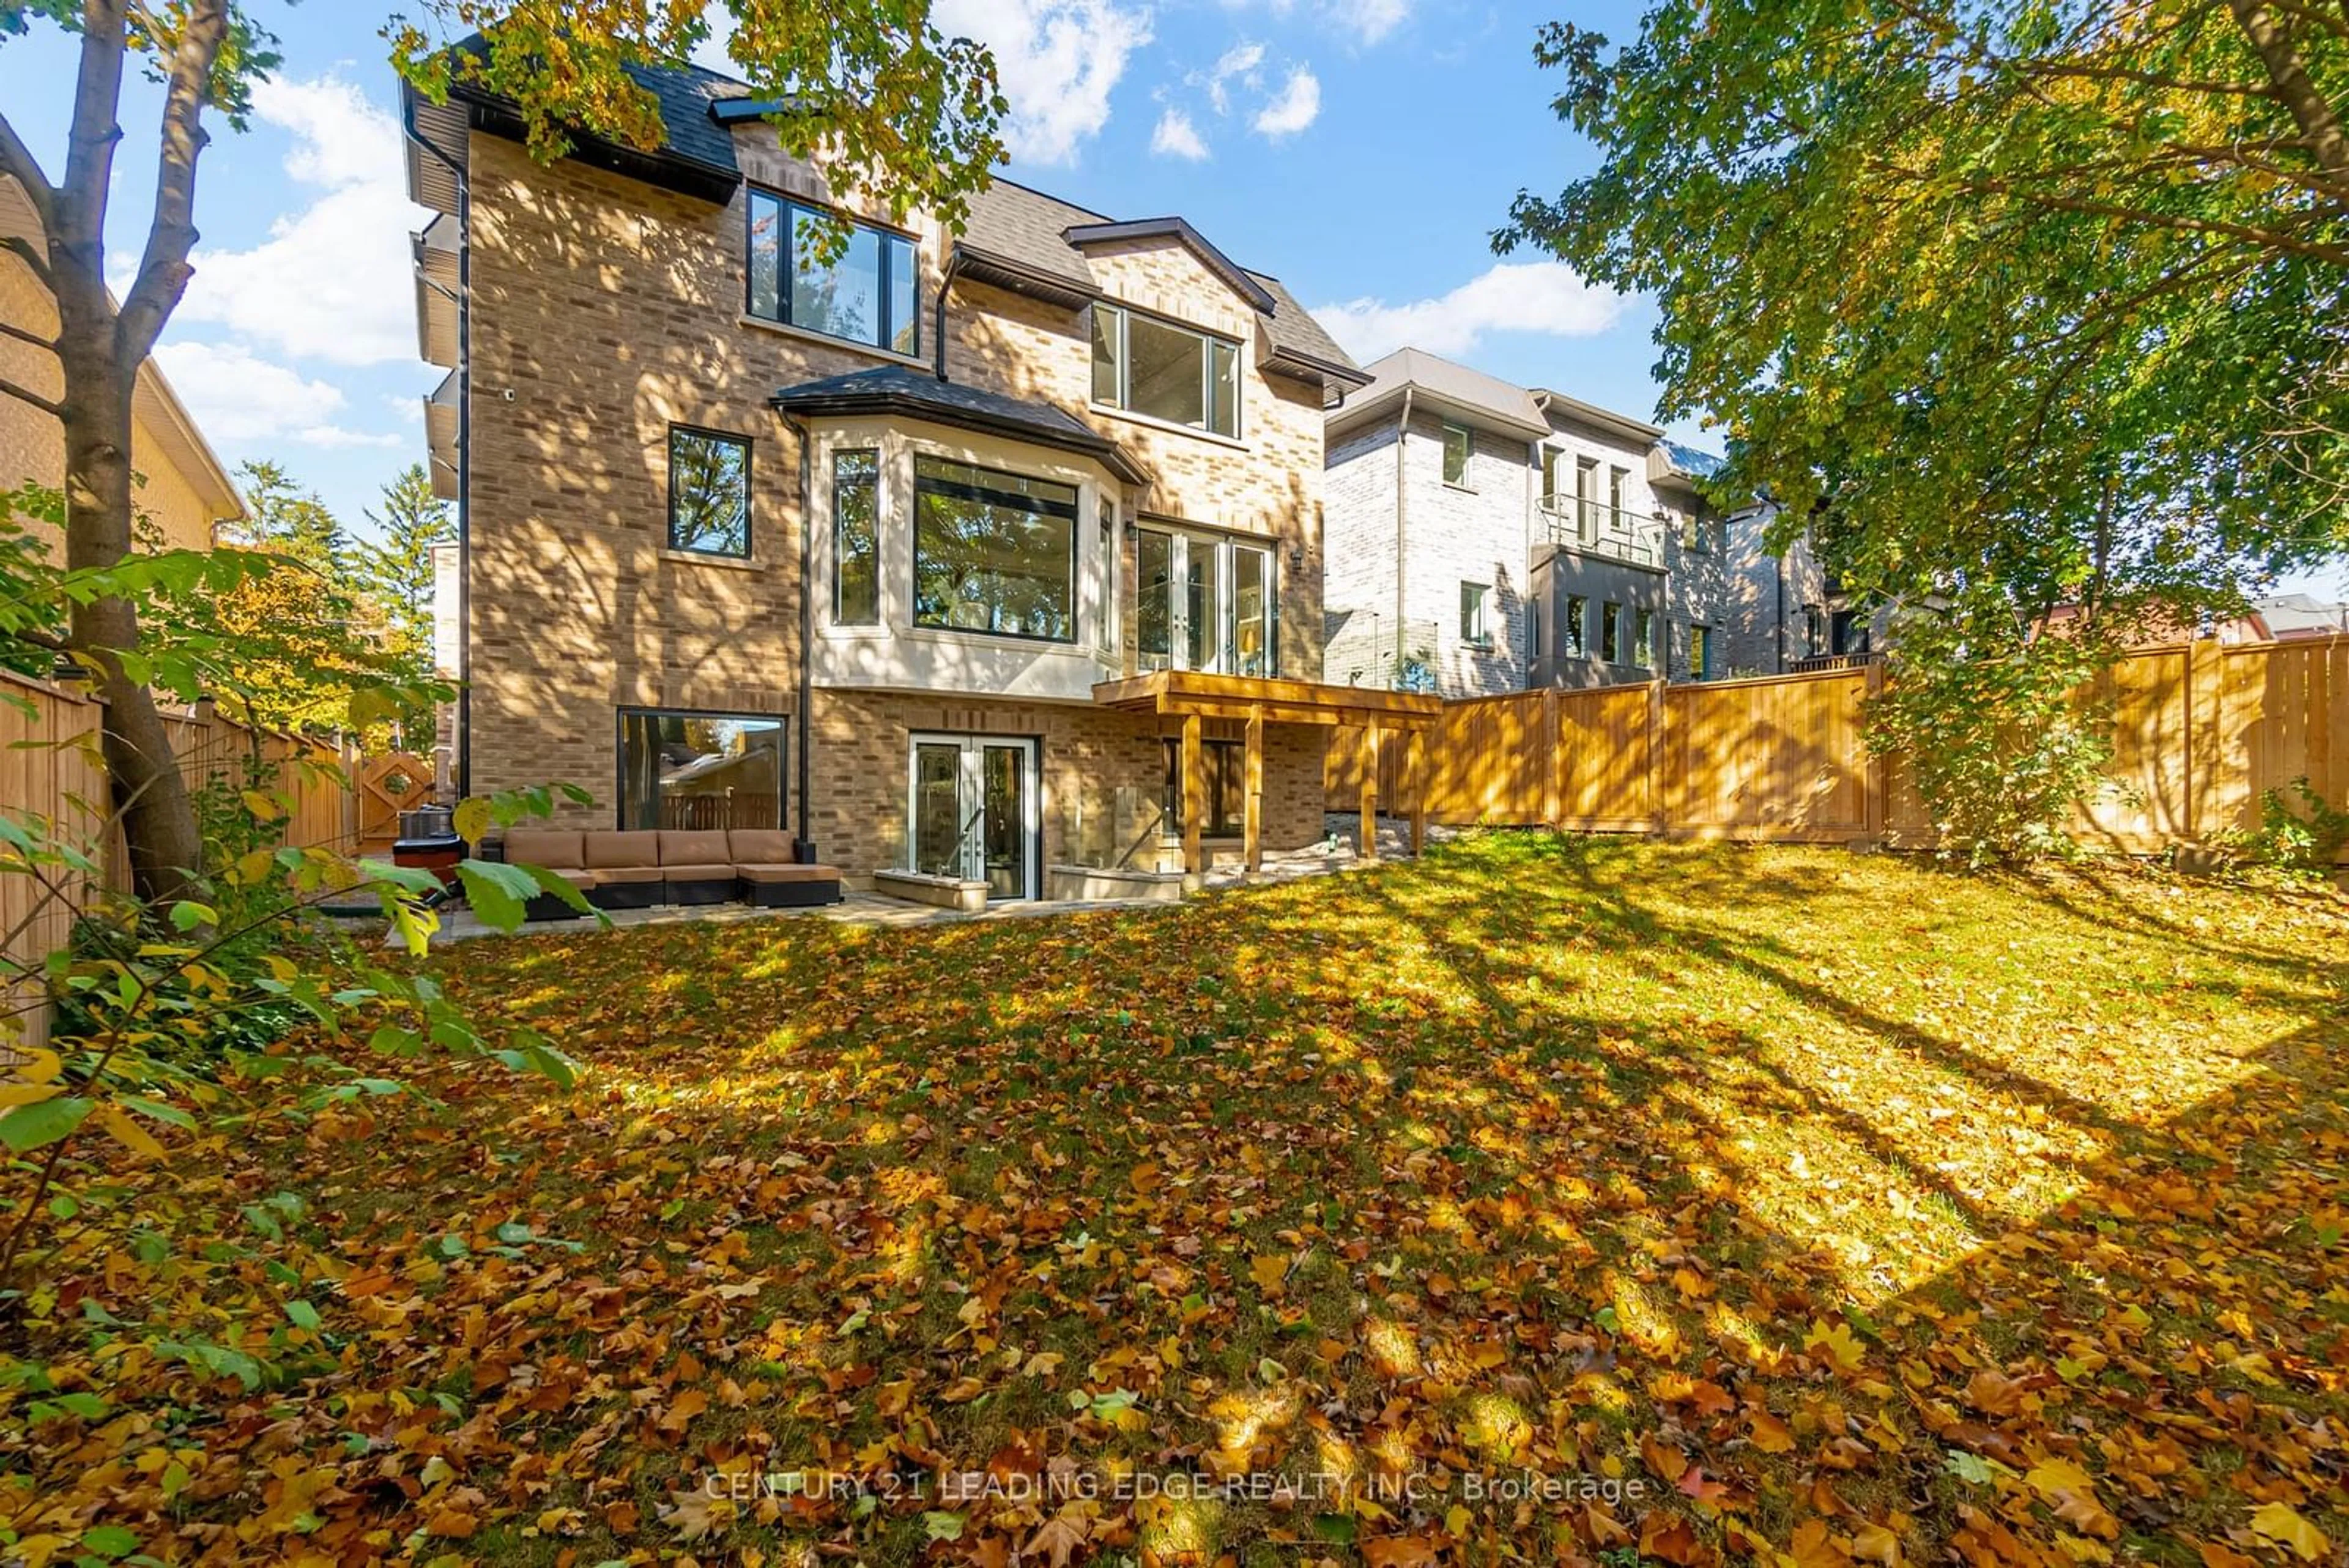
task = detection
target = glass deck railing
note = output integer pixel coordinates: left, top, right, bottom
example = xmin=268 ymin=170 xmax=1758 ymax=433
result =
xmin=1536 ymin=497 xmax=1665 ymax=568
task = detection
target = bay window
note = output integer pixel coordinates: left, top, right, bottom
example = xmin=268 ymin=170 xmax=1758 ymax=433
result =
xmin=913 ymin=456 xmax=1078 ymax=642
xmin=1091 ymin=303 xmax=1240 ymax=438
xmin=1135 ymin=524 xmax=1273 ymax=675
xmin=748 ymin=191 xmax=918 ymax=356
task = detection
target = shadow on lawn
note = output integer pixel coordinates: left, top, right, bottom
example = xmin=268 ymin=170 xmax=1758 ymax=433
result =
xmin=385 ymin=835 xmax=2346 ymax=1564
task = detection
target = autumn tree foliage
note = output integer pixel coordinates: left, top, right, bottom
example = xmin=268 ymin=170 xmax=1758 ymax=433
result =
xmin=1502 ymin=0 xmax=2349 ymax=856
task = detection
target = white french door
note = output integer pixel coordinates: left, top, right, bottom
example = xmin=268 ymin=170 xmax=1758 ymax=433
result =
xmin=907 ymin=735 xmax=1041 ymax=901
xmin=1135 ymin=526 xmax=1272 ymax=677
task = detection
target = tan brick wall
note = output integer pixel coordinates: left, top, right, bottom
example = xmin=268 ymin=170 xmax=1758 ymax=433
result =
xmin=1 ymin=255 xmax=223 ymax=555
xmin=461 ymin=128 xmax=1335 ymax=849
xmin=809 ymin=688 xmax=1326 ymax=880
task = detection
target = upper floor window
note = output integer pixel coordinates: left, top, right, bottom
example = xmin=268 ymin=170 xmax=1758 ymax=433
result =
xmin=833 ymin=450 xmax=880 ymax=624
xmin=748 ymin=191 xmax=919 ymax=357
xmin=1633 ymin=607 xmax=1657 ymax=669
xmin=1680 ymin=508 xmax=1711 ymax=553
xmin=1562 ymin=593 xmax=1587 ymax=658
xmin=668 ymin=426 xmax=751 ymax=558
xmin=1442 ymin=423 xmax=1474 ymax=488
xmin=1091 ymin=303 xmax=1240 ymax=439
xmin=913 ymin=456 xmax=1078 ymax=642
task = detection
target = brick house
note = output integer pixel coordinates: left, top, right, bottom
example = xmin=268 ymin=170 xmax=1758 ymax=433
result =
xmin=1324 ymin=349 xmax=1731 ymax=697
xmin=403 ymin=56 xmax=1382 ymax=901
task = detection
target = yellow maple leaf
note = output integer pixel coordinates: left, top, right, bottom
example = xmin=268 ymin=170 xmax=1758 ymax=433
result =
xmin=2025 ymin=1457 xmax=2097 ymax=1500
xmin=1805 ymin=1319 xmax=1866 ymax=1373
xmin=2249 ymin=1503 xmax=2330 ymax=1563
xmin=1250 ymin=1254 xmax=1289 ymax=1296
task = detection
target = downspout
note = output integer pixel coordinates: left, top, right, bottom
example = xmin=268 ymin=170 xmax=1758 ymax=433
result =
xmin=932 ymin=247 xmax=963 ymax=382
xmin=1393 ymin=387 xmax=1412 ymax=688
xmin=781 ymin=410 xmax=816 ymax=861
xmin=403 ymin=102 xmax=472 ymax=803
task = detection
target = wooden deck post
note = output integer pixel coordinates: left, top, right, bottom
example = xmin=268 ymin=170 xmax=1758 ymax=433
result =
xmin=1182 ymin=711 xmax=1204 ymax=877
xmin=1243 ymin=705 xmax=1264 ymax=874
xmin=1359 ymin=718 xmax=1381 ymax=863
xmin=1406 ymin=726 xmax=1427 ymax=856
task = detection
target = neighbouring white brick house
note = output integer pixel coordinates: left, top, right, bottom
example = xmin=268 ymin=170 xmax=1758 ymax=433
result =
xmin=1324 ymin=349 xmax=1739 ymax=696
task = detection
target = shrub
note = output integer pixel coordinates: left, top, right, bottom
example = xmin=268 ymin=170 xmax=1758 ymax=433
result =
xmin=1864 ymin=596 xmax=2123 ymax=868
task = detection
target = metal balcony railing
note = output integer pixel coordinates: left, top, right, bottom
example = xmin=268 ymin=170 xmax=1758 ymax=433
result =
xmin=1537 ymin=496 xmax=1665 ymax=569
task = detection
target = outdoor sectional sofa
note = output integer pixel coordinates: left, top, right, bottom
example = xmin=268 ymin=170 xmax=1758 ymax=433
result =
xmin=498 ymin=828 xmax=842 ymax=918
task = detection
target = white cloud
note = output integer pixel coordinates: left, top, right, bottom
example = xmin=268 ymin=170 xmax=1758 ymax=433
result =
xmin=1342 ymin=0 xmax=1410 ymax=44
xmin=1313 ymin=261 xmax=1628 ymax=361
xmin=1198 ymin=40 xmax=1265 ymax=114
xmin=1251 ymin=67 xmax=1320 ymax=138
xmin=931 ymin=0 xmax=1154 ymax=165
xmin=152 ymin=341 xmax=401 ymax=450
xmin=1150 ymin=106 xmax=1209 ymax=160
xmin=172 ymin=75 xmax=428 ymax=368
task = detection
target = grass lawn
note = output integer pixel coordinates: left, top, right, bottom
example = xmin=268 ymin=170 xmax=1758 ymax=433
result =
xmin=6 ymin=833 xmax=2348 ymax=1567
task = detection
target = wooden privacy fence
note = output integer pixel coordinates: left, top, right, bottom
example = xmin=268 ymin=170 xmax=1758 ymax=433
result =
xmin=1327 ymin=636 xmax=2349 ymax=856
xmin=1 ymin=671 xmax=358 ymax=1048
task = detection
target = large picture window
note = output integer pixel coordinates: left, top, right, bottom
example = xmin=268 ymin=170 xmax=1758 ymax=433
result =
xmin=1135 ymin=524 xmax=1273 ymax=676
xmin=833 ymin=449 xmax=880 ymax=624
xmin=617 ymin=709 xmax=783 ymax=831
xmin=913 ymin=456 xmax=1078 ymax=642
xmin=1091 ymin=303 xmax=1239 ymax=437
xmin=668 ymin=427 xmax=751 ymax=558
xmin=748 ymin=191 xmax=918 ymax=356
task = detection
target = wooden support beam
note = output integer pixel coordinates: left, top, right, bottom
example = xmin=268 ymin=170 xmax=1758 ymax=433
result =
xmin=1359 ymin=718 xmax=1381 ymax=863
xmin=1406 ymin=726 xmax=1427 ymax=856
xmin=1182 ymin=710 xmax=1204 ymax=879
xmin=1243 ymin=704 xmax=1264 ymax=874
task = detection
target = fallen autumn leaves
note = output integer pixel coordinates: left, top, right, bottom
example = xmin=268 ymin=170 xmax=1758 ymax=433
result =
xmin=4 ymin=833 xmax=2346 ymax=1566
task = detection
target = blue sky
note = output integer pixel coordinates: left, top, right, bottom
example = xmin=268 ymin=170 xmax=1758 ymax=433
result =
xmin=1 ymin=0 xmax=2340 ymax=598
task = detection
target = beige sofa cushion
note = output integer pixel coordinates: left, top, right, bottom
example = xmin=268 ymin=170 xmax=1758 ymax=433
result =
xmin=740 ymin=863 xmax=840 ymax=883
xmin=658 ymin=830 xmax=733 ymax=868
xmin=504 ymin=829 xmax=585 ymax=870
xmin=583 ymin=830 xmax=660 ymax=869
xmin=727 ymin=828 xmax=795 ymax=866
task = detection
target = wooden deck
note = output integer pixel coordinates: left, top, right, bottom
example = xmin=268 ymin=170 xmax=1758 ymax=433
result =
xmin=1093 ymin=671 xmax=1441 ymax=874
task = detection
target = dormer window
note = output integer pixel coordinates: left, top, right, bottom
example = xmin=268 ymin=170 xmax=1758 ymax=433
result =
xmin=1091 ymin=303 xmax=1240 ymax=439
xmin=747 ymin=191 xmax=919 ymax=356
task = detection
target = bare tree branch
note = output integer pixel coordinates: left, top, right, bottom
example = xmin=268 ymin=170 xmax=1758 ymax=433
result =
xmin=0 ymin=376 xmax=65 ymax=419
xmin=117 ymin=0 xmax=231 ymax=367
xmin=2227 ymin=0 xmax=2349 ymax=178
xmin=55 ymin=0 xmax=130 ymax=284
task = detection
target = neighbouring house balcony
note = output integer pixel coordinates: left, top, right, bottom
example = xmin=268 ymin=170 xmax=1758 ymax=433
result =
xmin=1537 ymin=496 xmax=1666 ymax=570
xmin=1790 ymin=651 xmax=1884 ymax=674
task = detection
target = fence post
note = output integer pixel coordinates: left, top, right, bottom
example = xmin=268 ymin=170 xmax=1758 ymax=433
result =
xmin=2183 ymin=637 xmax=2214 ymax=843
xmin=1647 ymin=676 xmax=1668 ymax=836
xmin=1862 ymin=661 xmax=1888 ymax=841
xmin=1542 ymin=686 xmax=1561 ymax=829
xmin=1358 ymin=718 xmax=1381 ymax=863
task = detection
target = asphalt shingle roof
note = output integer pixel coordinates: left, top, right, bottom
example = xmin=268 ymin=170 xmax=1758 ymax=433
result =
xmin=445 ymin=46 xmax=1362 ymax=388
xmin=770 ymin=365 xmax=1149 ymax=483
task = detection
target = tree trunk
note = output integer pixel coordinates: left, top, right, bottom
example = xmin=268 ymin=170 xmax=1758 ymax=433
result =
xmin=54 ymin=307 xmax=201 ymax=904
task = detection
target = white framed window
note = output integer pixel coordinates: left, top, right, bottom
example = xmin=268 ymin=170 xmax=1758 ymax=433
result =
xmin=1091 ymin=304 xmax=1240 ymax=437
xmin=1441 ymin=423 xmax=1473 ymax=488
xmin=1460 ymin=581 xmax=1491 ymax=647
xmin=1563 ymin=593 xmax=1587 ymax=658
xmin=1135 ymin=522 xmax=1274 ymax=676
